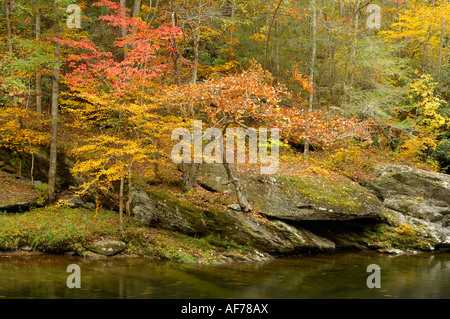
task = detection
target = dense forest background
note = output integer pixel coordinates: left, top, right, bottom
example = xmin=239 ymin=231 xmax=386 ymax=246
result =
xmin=0 ymin=0 xmax=449 ymax=217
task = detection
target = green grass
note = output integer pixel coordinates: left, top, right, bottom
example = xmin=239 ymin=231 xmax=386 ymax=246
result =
xmin=0 ymin=206 xmax=123 ymax=252
xmin=0 ymin=205 xmax=255 ymax=264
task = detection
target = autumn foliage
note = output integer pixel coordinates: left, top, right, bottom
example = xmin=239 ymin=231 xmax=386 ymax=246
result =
xmin=0 ymin=0 xmax=448 ymax=234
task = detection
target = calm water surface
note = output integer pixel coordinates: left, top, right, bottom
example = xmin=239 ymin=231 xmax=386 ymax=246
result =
xmin=0 ymin=251 xmax=449 ymax=299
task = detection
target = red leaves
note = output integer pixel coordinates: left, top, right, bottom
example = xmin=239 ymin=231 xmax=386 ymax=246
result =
xmin=61 ymin=1 xmax=181 ymax=97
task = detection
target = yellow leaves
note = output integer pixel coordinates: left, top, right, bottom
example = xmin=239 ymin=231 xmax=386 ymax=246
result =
xmin=406 ymin=74 xmax=448 ymax=137
xmin=249 ymin=33 xmax=266 ymax=42
xmin=396 ymin=222 xmax=416 ymax=236
xmin=0 ymin=107 xmax=48 ymax=154
xmin=380 ymin=1 xmax=449 ymax=62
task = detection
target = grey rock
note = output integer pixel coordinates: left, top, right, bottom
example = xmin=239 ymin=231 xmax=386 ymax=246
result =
xmin=227 ymin=204 xmax=241 ymax=211
xmin=0 ymin=147 xmax=75 ymax=192
xmin=197 ymin=164 xmax=383 ymax=221
xmin=381 ymin=208 xmax=449 ymax=250
xmin=59 ymin=194 xmax=95 ymax=210
xmin=32 ymin=180 xmax=47 ymax=189
xmin=0 ymin=196 xmax=39 ymax=212
xmin=86 ymin=240 xmax=127 ymax=256
xmin=131 ymin=184 xmax=335 ymax=255
xmin=365 ymin=165 xmax=450 ymax=249
xmin=1 ymin=165 xmax=16 ymax=174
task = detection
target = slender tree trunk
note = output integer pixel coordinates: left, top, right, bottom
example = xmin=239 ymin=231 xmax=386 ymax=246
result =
xmin=221 ymin=126 xmax=251 ymax=212
xmin=6 ymin=0 xmax=15 ymax=91
xmin=48 ymin=0 xmax=61 ymax=202
xmin=145 ymin=0 xmax=159 ymax=24
xmin=6 ymin=1 xmax=13 ymax=58
xmin=36 ymin=3 xmax=42 ymax=124
xmin=349 ymin=0 xmax=361 ymax=101
xmin=438 ymin=0 xmax=446 ymax=76
xmin=120 ymin=0 xmax=128 ymax=59
xmin=275 ymin=18 xmax=280 ymax=81
xmin=446 ymin=34 xmax=450 ymax=66
xmin=31 ymin=152 xmax=35 ymax=183
xmin=230 ymin=0 xmax=236 ymax=38
xmin=192 ymin=31 xmax=200 ymax=85
xmin=126 ymin=166 xmax=133 ymax=221
xmin=119 ymin=170 xmax=125 ymax=235
xmin=264 ymin=0 xmax=283 ymax=70
xmin=131 ymin=0 xmax=141 ymax=34
xmin=170 ymin=12 xmax=182 ymax=85
xmin=304 ymin=0 xmax=317 ymax=160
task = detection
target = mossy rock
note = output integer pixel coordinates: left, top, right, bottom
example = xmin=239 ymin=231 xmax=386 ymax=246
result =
xmin=130 ymin=184 xmax=335 ymax=255
xmin=197 ymin=164 xmax=383 ymax=221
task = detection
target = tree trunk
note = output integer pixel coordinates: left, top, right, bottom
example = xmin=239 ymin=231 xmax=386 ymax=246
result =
xmin=182 ymin=162 xmax=194 ymax=192
xmin=221 ymin=126 xmax=251 ymax=212
xmin=222 ymin=161 xmax=252 ymax=212
xmin=171 ymin=11 xmax=182 ymax=85
xmin=275 ymin=18 xmax=280 ymax=81
xmin=120 ymin=0 xmax=128 ymax=59
xmin=304 ymin=0 xmax=317 ymax=160
xmin=6 ymin=1 xmax=13 ymax=57
xmin=132 ymin=0 xmax=141 ymax=18
xmin=36 ymin=3 xmax=42 ymax=124
xmin=119 ymin=170 xmax=125 ymax=236
xmin=192 ymin=31 xmax=200 ymax=85
xmin=264 ymin=0 xmax=283 ymax=70
xmin=438 ymin=0 xmax=446 ymax=76
xmin=47 ymin=0 xmax=61 ymax=202
xmin=6 ymin=0 xmax=14 ymax=84
xmin=131 ymin=0 xmax=141 ymax=35
xmin=348 ymin=0 xmax=361 ymax=101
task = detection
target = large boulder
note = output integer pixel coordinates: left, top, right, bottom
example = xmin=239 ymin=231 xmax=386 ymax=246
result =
xmin=0 ymin=147 xmax=75 ymax=191
xmin=130 ymin=184 xmax=335 ymax=255
xmin=0 ymin=172 xmax=41 ymax=212
xmin=197 ymin=164 xmax=383 ymax=221
xmin=365 ymin=165 xmax=450 ymax=248
xmin=365 ymin=165 xmax=450 ymax=223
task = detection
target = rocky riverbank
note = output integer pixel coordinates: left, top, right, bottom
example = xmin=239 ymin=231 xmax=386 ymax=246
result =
xmin=129 ymin=163 xmax=450 ymax=258
xmin=1 ymin=159 xmax=449 ymax=263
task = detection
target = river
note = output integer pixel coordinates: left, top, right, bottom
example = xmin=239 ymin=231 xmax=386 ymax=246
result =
xmin=0 ymin=251 xmax=449 ymax=299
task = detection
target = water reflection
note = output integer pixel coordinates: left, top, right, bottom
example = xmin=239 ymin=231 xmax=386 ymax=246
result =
xmin=0 ymin=251 xmax=449 ymax=299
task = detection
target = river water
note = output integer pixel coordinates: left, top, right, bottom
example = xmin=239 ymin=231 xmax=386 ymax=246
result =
xmin=0 ymin=251 xmax=449 ymax=299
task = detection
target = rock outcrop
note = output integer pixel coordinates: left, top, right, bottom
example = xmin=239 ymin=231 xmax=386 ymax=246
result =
xmin=0 ymin=147 xmax=75 ymax=191
xmin=129 ymin=164 xmax=450 ymax=259
xmin=131 ymin=184 xmax=335 ymax=257
xmin=198 ymin=164 xmax=383 ymax=221
xmin=365 ymin=165 xmax=450 ymax=248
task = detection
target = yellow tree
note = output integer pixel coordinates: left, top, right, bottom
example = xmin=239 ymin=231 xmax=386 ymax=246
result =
xmin=61 ymin=0 xmax=183 ymax=234
xmin=381 ymin=1 xmax=450 ymax=75
xmin=397 ymin=73 xmax=449 ymax=164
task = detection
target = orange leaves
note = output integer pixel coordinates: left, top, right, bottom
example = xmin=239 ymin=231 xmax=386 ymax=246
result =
xmin=283 ymin=109 xmax=372 ymax=147
xmin=171 ymin=60 xmax=289 ymax=128
xmin=169 ymin=60 xmax=371 ymax=150
xmin=291 ymin=64 xmax=313 ymax=94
